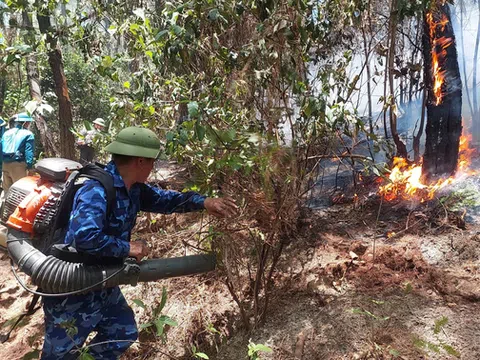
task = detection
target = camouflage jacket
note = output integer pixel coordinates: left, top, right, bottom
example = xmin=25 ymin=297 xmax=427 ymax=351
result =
xmin=64 ymin=161 xmax=206 ymax=258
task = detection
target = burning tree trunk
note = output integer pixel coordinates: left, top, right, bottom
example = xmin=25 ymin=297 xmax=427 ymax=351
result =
xmin=421 ymin=3 xmax=462 ymax=181
xmin=37 ymin=13 xmax=76 ymax=160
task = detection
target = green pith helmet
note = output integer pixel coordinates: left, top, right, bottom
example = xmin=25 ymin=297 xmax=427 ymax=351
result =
xmin=93 ymin=118 xmax=106 ymax=127
xmin=106 ymin=127 xmax=161 ymax=159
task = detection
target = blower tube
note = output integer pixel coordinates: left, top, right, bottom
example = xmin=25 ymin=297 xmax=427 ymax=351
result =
xmin=7 ymin=229 xmax=216 ymax=295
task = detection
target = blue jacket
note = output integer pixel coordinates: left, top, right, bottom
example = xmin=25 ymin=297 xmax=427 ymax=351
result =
xmin=64 ymin=161 xmax=206 ymax=258
xmin=1 ymin=125 xmax=35 ymax=168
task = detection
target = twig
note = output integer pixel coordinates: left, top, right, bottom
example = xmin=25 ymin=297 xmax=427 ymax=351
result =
xmin=373 ymin=197 xmax=384 ymax=263
xmin=386 ymin=218 xmax=424 ymax=240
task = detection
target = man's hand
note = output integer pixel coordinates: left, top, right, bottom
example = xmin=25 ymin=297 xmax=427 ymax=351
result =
xmin=204 ymin=197 xmax=238 ymax=218
xmin=128 ymin=240 xmax=149 ymax=262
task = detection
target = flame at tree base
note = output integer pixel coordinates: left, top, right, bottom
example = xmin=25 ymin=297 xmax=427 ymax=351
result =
xmin=379 ymin=134 xmax=476 ymax=202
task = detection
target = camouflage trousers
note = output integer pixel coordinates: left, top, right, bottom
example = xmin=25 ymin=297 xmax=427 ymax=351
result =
xmin=41 ymin=286 xmax=138 ymax=360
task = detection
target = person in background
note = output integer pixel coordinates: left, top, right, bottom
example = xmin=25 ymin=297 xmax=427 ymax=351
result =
xmin=0 ymin=117 xmax=7 ymax=179
xmin=1 ymin=113 xmax=35 ymax=192
xmin=77 ymin=118 xmax=106 ymax=164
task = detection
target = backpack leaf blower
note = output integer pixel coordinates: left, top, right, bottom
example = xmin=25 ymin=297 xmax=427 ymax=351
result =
xmin=2 ymin=158 xmax=216 ymax=296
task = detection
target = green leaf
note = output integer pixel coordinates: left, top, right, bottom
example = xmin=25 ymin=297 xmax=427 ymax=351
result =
xmin=79 ymin=352 xmax=95 ymax=360
xmin=220 ymin=129 xmax=235 ymax=143
xmin=154 ymin=318 xmax=165 ymax=337
xmin=123 ymin=81 xmax=131 ymax=89
xmin=389 ymin=348 xmax=400 ymax=357
xmin=434 ymin=316 xmax=448 ymax=335
xmin=132 ymin=299 xmax=146 ymax=309
xmin=195 ymin=122 xmax=206 ymax=141
xmin=195 ymin=352 xmax=209 ymax=359
xmin=166 ymin=132 xmax=175 ymax=141
xmin=159 ymin=315 xmax=177 ymax=327
xmin=188 ymin=101 xmax=199 ymax=118
xmin=404 ymin=282 xmax=413 ymax=295
xmin=22 ymin=350 xmax=40 ymax=360
xmin=441 ymin=344 xmax=460 ymax=357
xmin=426 ymin=342 xmax=440 ymax=353
xmin=101 ymin=56 xmax=113 ymax=68
xmin=139 ymin=322 xmax=153 ymax=330
xmin=413 ymin=337 xmax=426 ymax=349
xmin=160 ymin=287 xmax=168 ymax=312
xmin=130 ymin=23 xmax=141 ymax=34
xmin=155 ymin=30 xmax=169 ymax=41
xmin=252 ymin=344 xmax=272 ymax=353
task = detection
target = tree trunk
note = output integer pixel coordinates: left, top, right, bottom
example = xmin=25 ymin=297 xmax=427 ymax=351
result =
xmin=413 ymin=87 xmax=426 ymax=162
xmin=422 ymin=4 xmax=462 ymax=181
xmin=0 ymin=78 xmax=6 ymax=115
xmin=37 ymin=14 xmax=75 ymax=160
xmin=458 ymin=0 xmax=474 ymax=123
xmin=48 ymin=46 xmax=75 ymax=159
xmin=387 ymin=0 xmax=408 ymax=158
xmin=362 ymin=25 xmax=374 ymax=135
xmin=23 ymin=11 xmax=58 ymax=157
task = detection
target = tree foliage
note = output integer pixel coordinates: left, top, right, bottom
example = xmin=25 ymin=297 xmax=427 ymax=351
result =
xmin=0 ymin=0 xmax=473 ymax=341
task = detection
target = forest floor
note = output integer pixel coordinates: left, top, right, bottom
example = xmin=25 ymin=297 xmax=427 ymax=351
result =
xmin=0 ymin=165 xmax=480 ymax=360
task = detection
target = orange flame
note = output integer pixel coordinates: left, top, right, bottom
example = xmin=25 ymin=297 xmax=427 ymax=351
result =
xmin=426 ymin=13 xmax=452 ymax=106
xmin=379 ymin=133 xmax=476 ymax=202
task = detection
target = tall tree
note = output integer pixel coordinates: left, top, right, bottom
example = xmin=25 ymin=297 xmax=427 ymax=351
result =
xmin=387 ymin=0 xmax=408 ymax=158
xmin=22 ymin=11 xmax=58 ymax=156
xmin=37 ymin=11 xmax=75 ymax=159
xmin=422 ymin=3 xmax=462 ymax=180
xmin=0 ymin=78 xmax=6 ymax=115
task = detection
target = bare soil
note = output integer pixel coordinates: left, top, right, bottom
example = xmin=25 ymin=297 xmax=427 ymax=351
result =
xmin=1 ymin=195 xmax=480 ymax=359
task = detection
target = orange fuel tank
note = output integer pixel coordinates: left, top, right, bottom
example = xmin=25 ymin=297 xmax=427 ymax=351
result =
xmin=7 ymin=176 xmax=55 ymax=234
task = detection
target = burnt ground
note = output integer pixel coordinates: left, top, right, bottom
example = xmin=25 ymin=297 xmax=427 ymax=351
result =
xmin=1 ymin=184 xmax=480 ymax=359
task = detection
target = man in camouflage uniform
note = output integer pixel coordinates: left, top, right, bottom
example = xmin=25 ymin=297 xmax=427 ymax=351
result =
xmin=41 ymin=127 xmax=237 ymax=359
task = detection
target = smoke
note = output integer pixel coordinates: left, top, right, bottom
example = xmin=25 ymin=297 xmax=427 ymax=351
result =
xmin=450 ymin=1 xmax=480 ymax=134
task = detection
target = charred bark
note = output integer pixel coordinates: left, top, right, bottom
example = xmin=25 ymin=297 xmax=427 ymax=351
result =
xmin=421 ymin=4 xmax=462 ymax=181
xmin=23 ymin=11 xmax=58 ymax=157
xmin=37 ymin=13 xmax=75 ymax=160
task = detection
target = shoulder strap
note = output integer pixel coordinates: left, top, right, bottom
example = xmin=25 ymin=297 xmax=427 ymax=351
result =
xmin=52 ymin=165 xmax=116 ymax=235
xmin=80 ymin=164 xmax=116 ymax=215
